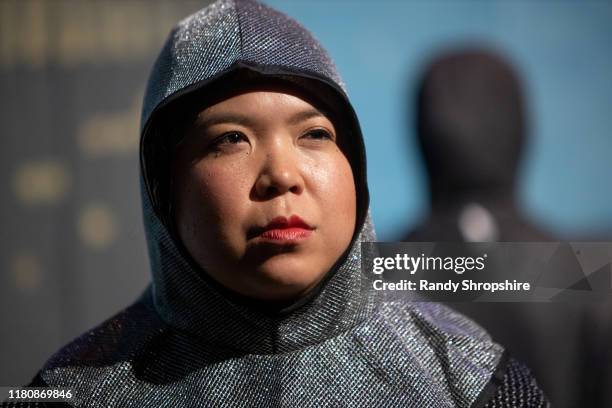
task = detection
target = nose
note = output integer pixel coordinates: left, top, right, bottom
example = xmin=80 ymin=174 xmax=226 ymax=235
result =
xmin=253 ymin=141 xmax=304 ymax=200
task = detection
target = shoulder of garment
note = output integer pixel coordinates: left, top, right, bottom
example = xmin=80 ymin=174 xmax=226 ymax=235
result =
xmin=376 ymin=301 xmax=549 ymax=407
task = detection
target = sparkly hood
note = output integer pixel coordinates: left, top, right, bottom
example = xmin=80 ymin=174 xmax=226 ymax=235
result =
xmin=138 ymin=0 xmax=375 ymax=353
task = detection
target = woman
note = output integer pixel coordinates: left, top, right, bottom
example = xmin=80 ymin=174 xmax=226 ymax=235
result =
xmin=25 ymin=1 xmax=547 ymax=406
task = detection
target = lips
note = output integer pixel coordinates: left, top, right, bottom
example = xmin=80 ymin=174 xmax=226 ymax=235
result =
xmin=253 ymin=215 xmax=314 ymax=242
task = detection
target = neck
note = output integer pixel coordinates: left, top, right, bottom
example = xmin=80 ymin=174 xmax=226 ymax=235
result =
xmin=430 ymin=186 xmax=517 ymax=214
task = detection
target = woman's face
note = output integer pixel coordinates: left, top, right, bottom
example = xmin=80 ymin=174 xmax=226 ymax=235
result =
xmin=171 ymin=87 xmax=357 ymax=301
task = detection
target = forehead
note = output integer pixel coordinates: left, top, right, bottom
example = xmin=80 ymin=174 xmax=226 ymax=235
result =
xmin=194 ymin=90 xmax=334 ymax=128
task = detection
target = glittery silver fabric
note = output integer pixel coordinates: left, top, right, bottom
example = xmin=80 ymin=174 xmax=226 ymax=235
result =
xmin=140 ymin=0 xmax=345 ymax=131
xmin=23 ymin=1 xmax=547 ymax=407
xmin=482 ymin=358 xmax=548 ymax=408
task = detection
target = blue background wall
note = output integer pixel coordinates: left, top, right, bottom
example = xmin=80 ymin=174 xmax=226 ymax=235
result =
xmin=268 ymin=0 xmax=612 ymax=240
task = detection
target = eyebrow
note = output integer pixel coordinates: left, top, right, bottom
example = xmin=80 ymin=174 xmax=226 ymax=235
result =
xmin=195 ymin=113 xmax=256 ymax=129
xmin=286 ymin=108 xmax=328 ymax=125
xmin=194 ymin=108 xmax=328 ymax=130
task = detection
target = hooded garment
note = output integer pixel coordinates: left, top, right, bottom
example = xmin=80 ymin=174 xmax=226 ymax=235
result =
xmin=23 ymin=2 xmax=547 ymax=407
xmin=405 ymin=49 xmax=551 ymax=243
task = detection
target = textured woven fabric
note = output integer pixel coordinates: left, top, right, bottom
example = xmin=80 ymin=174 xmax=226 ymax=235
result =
xmin=22 ymin=1 xmax=547 ymax=407
xmin=25 ymin=291 xmax=509 ymax=407
xmin=482 ymin=358 xmax=550 ymax=408
xmin=140 ymin=0 xmax=344 ymax=131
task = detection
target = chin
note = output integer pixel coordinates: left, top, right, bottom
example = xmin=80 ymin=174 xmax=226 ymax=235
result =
xmin=250 ymin=256 xmax=326 ymax=299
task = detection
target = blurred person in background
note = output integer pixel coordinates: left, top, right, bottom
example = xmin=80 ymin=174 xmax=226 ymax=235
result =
xmin=405 ymin=50 xmax=548 ymax=243
xmin=403 ymin=48 xmax=611 ymax=407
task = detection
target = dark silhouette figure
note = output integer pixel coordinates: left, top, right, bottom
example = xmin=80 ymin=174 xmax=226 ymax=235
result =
xmin=407 ymin=49 xmax=548 ymax=242
xmin=404 ymin=49 xmax=611 ymax=408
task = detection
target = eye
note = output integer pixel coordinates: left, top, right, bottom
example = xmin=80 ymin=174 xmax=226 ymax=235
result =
xmin=204 ymin=131 xmax=250 ymax=156
xmin=213 ymin=131 xmax=248 ymax=146
xmin=301 ymin=128 xmax=334 ymax=142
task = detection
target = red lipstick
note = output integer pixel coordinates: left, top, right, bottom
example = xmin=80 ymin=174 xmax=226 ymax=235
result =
xmin=258 ymin=215 xmax=314 ymax=242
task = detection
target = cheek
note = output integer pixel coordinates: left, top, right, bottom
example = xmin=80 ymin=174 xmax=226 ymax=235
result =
xmin=177 ymin=161 xmax=253 ymax=242
xmin=308 ymin=150 xmax=357 ymax=230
